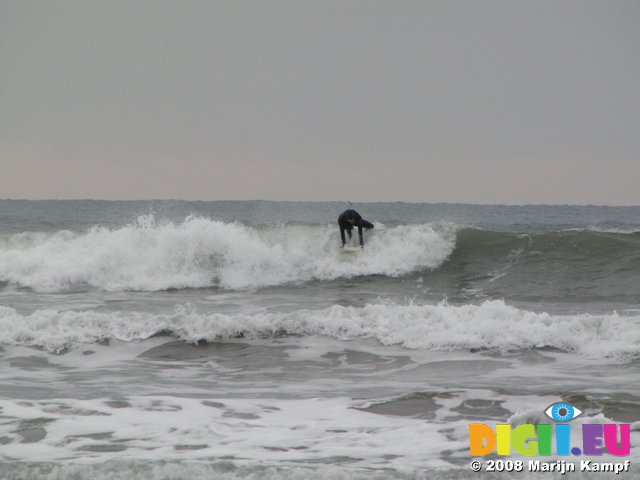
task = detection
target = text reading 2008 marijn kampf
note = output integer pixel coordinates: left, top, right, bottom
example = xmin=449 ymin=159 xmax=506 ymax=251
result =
xmin=470 ymin=459 xmax=632 ymax=475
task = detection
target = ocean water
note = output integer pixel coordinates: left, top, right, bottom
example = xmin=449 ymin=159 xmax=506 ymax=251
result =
xmin=0 ymin=199 xmax=639 ymax=479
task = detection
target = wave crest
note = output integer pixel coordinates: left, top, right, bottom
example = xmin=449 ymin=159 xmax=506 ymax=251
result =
xmin=0 ymin=216 xmax=455 ymax=292
xmin=1 ymin=301 xmax=638 ymax=359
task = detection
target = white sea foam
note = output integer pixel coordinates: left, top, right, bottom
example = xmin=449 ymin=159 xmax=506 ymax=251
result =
xmin=0 ymin=463 xmax=437 ymax=480
xmin=0 ymin=216 xmax=455 ymax=292
xmin=1 ymin=390 xmax=638 ymax=477
xmin=1 ymin=300 xmax=638 ymax=359
xmin=562 ymin=225 xmax=640 ymax=234
xmin=0 ymin=393 xmax=460 ymax=473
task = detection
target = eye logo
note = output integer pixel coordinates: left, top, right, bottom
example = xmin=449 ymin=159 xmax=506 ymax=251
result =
xmin=544 ymin=402 xmax=583 ymax=422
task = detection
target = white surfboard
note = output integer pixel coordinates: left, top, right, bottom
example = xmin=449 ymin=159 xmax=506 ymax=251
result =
xmin=339 ymin=246 xmax=362 ymax=253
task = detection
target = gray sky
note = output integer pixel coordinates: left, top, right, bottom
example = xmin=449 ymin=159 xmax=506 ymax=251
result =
xmin=2 ymin=0 xmax=639 ymax=205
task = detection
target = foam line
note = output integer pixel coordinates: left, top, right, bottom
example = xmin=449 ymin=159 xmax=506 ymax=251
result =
xmin=1 ymin=300 xmax=638 ymax=359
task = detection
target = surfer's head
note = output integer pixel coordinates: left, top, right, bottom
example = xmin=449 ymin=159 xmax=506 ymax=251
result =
xmin=346 ymin=211 xmax=356 ymax=223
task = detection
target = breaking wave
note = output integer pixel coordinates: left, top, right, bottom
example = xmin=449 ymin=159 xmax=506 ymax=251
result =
xmin=2 ymin=215 xmax=639 ymax=298
xmin=1 ymin=300 xmax=638 ymax=359
xmin=0 ymin=215 xmax=456 ymax=292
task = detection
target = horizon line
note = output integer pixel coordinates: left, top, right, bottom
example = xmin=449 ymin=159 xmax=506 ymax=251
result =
xmin=2 ymin=198 xmax=639 ymax=208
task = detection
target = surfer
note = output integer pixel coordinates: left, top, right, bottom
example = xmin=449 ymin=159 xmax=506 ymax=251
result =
xmin=338 ymin=209 xmax=374 ymax=248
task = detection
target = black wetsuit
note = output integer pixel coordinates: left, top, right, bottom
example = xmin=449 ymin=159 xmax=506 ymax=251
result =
xmin=338 ymin=209 xmax=374 ymax=247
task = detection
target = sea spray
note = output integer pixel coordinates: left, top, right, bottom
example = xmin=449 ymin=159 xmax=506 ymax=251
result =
xmin=0 ymin=216 xmax=456 ymax=292
xmin=1 ymin=301 xmax=638 ymax=359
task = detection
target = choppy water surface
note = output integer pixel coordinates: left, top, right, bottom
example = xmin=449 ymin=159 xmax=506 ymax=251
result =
xmin=1 ymin=200 xmax=639 ymax=479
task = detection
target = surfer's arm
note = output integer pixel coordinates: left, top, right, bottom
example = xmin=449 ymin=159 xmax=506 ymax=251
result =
xmin=357 ymin=225 xmax=364 ymax=247
xmin=340 ymin=226 xmax=347 ymax=246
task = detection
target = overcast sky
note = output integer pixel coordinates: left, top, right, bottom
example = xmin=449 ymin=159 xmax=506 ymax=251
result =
xmin=2 ymin=0 xmax=639 ymax=205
